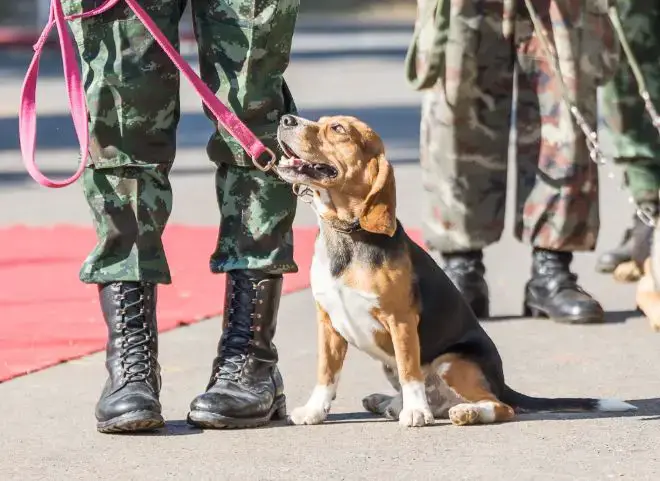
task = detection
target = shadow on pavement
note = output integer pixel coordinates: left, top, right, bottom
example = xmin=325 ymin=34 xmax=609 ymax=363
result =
xmin=315 ymin=397 xmax=660 ymax=426
xmin=515 ymin=397 xmax=660 ymax=423
xmin=114 ymin=420 xmax=203 ymax=437
xmin=483 ymin=309 xmax=642 ymax=324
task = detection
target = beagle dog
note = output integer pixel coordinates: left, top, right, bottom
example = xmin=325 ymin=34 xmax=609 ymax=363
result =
xmin=275 ymin=114 xmax=637 ymax=427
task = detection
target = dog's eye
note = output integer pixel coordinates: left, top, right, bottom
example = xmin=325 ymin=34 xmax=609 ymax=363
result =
xmin=331 ymin=123 xmax=347 ymax=135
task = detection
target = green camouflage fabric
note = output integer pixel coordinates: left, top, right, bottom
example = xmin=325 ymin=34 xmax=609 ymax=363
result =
xmin=416 ymin=0 xmax=618 ymax=253
xmin=62 ymin=0 xmax=300 ymax=284
xmin=601 ymin=1 xmax=660 ymax=203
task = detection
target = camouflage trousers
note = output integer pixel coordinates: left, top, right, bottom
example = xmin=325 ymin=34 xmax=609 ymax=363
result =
xmin=419 ymin=0 xmax=618 ymax=253
xmin=601 ymin=0 xmax=660 ymax=204
xmin=63 ymin=0 xmax=300 ymax=284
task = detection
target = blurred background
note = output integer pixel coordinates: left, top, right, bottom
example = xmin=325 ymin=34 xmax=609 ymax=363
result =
xmin=0 ymin=1 xmax=416 ymax=34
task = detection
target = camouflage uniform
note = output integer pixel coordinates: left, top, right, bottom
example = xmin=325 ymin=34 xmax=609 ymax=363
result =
xmin=63 ymin=0 xmax=299 ymax=284
xmin=602 ymin=0 xmax=660 ymax=204
xmin=418 ymin=0 xmax=618 ymax=253
xmin=596 ymin=0 xmax=660 ymax=274
xmin=412 ymin=0 xmax=615 ymax=323
xmin=62 ymin=0 xmax=301 ymax=433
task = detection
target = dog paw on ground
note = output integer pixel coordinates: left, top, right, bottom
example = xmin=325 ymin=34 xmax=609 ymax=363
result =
xmin=288 ymin=405 xmax=327 ymax=425
xmin=398 ymin=407 xmax=434 ymax=427
xmin=448 ymin=403 xmax=481 ymax=426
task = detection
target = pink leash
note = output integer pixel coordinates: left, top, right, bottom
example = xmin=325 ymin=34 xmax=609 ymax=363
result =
xmin=19 ymin=0 xmax=276 ymax=188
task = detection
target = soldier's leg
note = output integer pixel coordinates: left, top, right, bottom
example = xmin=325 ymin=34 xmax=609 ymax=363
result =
xmin=186 ymin=0 xmax=299 ymax=429
xmin=419 ymin=0 xmax=514 ymax=318
xmin=515 ymin=0 xmax=606 ymax=323
xmin=63 ymin=0 xmax=187 ymax=433
xmin=598 ymin=1 xmax=660 ymax=273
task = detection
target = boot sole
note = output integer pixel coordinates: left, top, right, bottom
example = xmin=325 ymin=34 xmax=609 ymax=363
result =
xmin=97 ymin=411 xmax=165 ymax=434
xmin=523 ymin=303 xmax=604 ymax=324
xmin=186 ymin=395 xmax=287 ymax=429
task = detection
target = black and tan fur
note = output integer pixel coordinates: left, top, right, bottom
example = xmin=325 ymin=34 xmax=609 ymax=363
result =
xmin=275 ymin=114 xmax=636 ymax=427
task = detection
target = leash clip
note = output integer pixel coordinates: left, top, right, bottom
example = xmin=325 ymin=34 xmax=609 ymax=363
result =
xmin=253 ymin=148 xmax=277 ymax=172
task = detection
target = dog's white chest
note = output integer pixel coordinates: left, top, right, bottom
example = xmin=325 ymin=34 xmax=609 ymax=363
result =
xmin=311 ymin=237 xmax=394 ymax=365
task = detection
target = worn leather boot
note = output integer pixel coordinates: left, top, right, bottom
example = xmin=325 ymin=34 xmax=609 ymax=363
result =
xmin=96 ymin=282 xmax=164 ymax=433
xmin=524 ymin=248 xmax=604 ymax=324
xmin=187 ymin=270 xmax=286 ymax=429
xmin=596 ymin=202 xmax=657 ymax=273
xmin=442 ymin=250 xmax=490 ymax=318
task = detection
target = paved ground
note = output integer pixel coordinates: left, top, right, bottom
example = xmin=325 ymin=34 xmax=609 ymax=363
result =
xmin=1 ymin=16 xmax=659 ymax=481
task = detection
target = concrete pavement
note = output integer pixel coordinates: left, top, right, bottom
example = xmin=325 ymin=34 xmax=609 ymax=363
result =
xmin=1 ymin=18 xmax=659 ymax=481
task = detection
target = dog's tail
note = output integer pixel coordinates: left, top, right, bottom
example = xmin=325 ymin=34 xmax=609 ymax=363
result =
xmin=501 ymin=385 xmax=637 ymax=413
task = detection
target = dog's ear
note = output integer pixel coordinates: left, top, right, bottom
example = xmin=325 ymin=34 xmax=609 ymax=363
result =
xmin=359 ymin=154 xmax=396 ymax=237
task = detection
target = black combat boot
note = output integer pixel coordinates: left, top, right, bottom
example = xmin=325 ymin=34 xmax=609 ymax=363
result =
xmin=596 ymin=202 xmax=657 ymax=273
xmin=96 ymin=282 xmax=164 ymax=433
xmin=442 ymin=250 xmax=490 ymax=318
xmin=523 ymin=248 xmax=604 ymax=324
xmin=187 ymin=270 xmax=286 ymax=429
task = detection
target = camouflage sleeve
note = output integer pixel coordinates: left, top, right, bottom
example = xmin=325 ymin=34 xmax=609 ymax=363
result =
xmin=580 ymin=0 xmax=620 ymax=86
xmin=602 ymin=0 xmax=660 ymax=160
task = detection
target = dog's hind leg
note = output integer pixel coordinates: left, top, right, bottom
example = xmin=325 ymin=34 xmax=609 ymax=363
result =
xmin=362 ymin=392 xmax=402 ymax=420
xmin=434 ymin=354 xmax=515 ymax=426
xmin=362 ymin=364 xmax=400 ymax=418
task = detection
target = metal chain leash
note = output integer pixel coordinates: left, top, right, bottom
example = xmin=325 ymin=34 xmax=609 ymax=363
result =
xmin=523 ymin=0 xmax=657 ymax=227
xmin=292 ymin=1 xmax=660 ymax=226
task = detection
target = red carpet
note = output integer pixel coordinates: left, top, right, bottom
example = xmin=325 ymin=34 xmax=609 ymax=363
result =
xmin=0 ymin=224 xmax=425 ymax=383
xmin=0 ymin=225 xmax=319 ymax=382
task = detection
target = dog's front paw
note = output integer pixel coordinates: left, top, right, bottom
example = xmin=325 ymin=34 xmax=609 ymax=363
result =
xmin=288 ymin=405 xmax=328 ymax=425
xmin=398 ymin=407 xmax=434 ymax=427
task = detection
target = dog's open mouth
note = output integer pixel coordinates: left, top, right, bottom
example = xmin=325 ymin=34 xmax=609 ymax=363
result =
xmin=278 ymin=141 xmax=338 ymax=180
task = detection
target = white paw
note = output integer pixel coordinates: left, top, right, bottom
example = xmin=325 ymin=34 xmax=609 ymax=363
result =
xmin=398 ymin=407 xmax=434 ymax=427
xmin=448 ymin=403 xmax=481 ymax=425
xmin=288 ymin=405 xmax=328 ymax=425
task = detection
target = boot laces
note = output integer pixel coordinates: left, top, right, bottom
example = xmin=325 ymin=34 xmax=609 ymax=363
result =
xmin=117 ymin=285 xmax=153 ymax=383
xmin=214 ymin=277 xmax=257 ymax=381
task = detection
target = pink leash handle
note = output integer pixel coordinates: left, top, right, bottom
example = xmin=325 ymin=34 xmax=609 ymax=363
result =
xmin=19 ymin=0 xmax=276 ymax=189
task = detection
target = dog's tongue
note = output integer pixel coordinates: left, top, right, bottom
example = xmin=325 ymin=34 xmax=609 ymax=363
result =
xmin=279 ymin=156 xmax=305 ymax=168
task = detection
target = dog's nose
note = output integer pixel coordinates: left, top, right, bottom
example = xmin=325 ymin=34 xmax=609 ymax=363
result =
xmin=281 ymin=115 xmax=298 ymax=127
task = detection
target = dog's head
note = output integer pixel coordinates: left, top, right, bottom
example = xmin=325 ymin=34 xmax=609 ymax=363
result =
xmin=276 ymin=114 xmax=396 ymax=237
